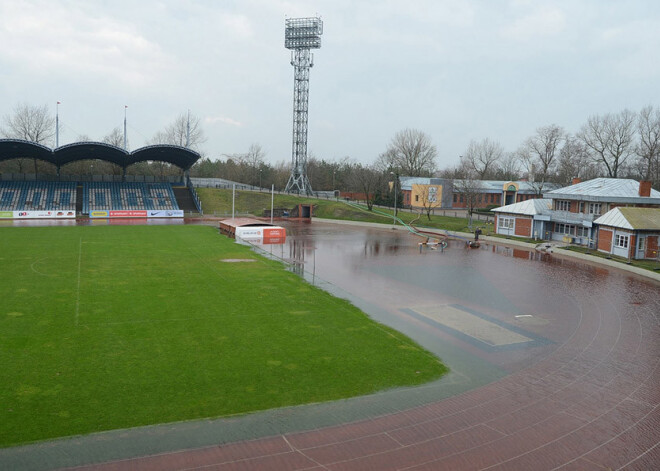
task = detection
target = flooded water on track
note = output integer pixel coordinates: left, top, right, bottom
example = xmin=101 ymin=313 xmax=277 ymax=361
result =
xmin=259 ymin=221 xmax=659 ymax=382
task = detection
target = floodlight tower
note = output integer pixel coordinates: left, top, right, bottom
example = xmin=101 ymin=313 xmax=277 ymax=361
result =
xmin=284 ymin=16 xmax=323 ymax=195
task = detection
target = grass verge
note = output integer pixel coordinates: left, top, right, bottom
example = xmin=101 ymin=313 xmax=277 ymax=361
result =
xmin=196 ymin=188 xmax=493 ymax=233
xmin=0 ymin=225 xmax=446 ymax=446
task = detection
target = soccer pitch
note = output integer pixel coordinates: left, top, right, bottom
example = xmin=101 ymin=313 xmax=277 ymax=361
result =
xmin=0 ymin=224 xmax=446 ymax=446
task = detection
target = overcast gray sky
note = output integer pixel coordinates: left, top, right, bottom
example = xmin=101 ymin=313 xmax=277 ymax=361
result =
xmin=1 ymin=0 xmax=658 ymax=170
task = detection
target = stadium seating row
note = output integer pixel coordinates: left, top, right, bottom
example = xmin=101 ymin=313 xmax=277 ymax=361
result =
xmin=0 ymin=181 xmax=179 ymax=213
xmin=0 ymin=181 xmax=76 ymax=211
xmin=82 ymin=182 xmax=179 ymax=213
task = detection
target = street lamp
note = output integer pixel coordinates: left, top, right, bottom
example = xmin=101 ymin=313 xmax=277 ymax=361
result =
xmin=390 ymin=172 xmax=397 ymax=225
xmin=259 ymin=168 xmax=262 ymax=191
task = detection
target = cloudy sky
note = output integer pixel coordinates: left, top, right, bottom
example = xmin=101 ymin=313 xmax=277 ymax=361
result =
xmin=1 ymin=0 xmax=658 ymax=169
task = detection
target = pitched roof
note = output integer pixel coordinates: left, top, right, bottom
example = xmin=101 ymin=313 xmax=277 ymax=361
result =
xmin=544 ymin=178 xmax=660 ymax=203
xmin=453 ymin=180 xmax=561 ymax=193
xmin=594 ymin=207 xmax=660 ymax=230
xmin=492 ymin=198 xmax=553 ymax=216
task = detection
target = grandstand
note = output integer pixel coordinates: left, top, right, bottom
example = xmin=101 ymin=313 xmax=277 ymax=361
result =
xmin=1 ymin=181 xmax=181 ymax=215
xmin=83 ymin=182 xmax=179 ymax=213
xmin=0 ymin=139 xmax=203 ymax=218
xmin=0 ymin=181 xmax=76 ymax=211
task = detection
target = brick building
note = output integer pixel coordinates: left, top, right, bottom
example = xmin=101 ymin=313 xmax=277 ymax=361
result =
xmin=542 ymin=178 xmax=660 ymax=245
xmin=397 ymin=177 xmax=555 ymax=211
xmin=492 ymin=199 xmax=553 ymax=239
xmin=594 ymin=207 xmax=660 ymax=260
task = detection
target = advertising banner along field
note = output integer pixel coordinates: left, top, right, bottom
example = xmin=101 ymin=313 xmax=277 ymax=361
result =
xmin=0 ymin=210 xmax=76 ymax=219
xmin=235 ymin=226 xmax=286 ymax=245
xmin=89 ymin=210 xmax=184 ymax=219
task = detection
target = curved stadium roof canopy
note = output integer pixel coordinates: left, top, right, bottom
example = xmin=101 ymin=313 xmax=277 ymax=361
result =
xmin=0 ymin=139 xmax=201 ymax=171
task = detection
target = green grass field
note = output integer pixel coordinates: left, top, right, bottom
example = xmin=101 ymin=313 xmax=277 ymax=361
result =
xmin=0 ymin=224 xmax=446 ymax=446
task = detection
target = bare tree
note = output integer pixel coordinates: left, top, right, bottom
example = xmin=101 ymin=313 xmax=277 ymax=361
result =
xmin=102 ymin=127 xmax=125 ymax=148
xmin=636 ymin=105 xmax=660 ymax=182
xmin=347 ymin=163 xmax=382 ymax=210
xmin=497 ymin=152 xmax=521 ymax=181
xmin=461 ymin=138 xmax=503 ymax=180
xmin=416 ymin=184 xmax=442 ymax=221
xmin=245 ymin=143 xmax=266 ymax=187
xmin=556 ymin=135 xmax=598 ymax=185
xmin=454 ymin=162 xmax=481 ymax=229
xmin=518 ymin=124 xmax=565 ymax=194
xmin=1 ymin=103 xmax=55 ymax=174
xmin=577 ymin=110 xmax=636 ymax=178
xmin=151 ymin=112 xmax=206 ymax=150
xmin=379 ymin=128 xmax=437 ymax=176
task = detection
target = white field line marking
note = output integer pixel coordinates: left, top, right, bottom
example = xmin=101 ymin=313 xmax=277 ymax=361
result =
xmin=30 ymin=257 xmax=52 ymax=277
xmin=75 ymin=237 xmax=82 ymax=326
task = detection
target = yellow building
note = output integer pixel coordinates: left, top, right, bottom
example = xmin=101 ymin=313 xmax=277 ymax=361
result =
xmin=411 ymin=183 xmax=443 ymax=210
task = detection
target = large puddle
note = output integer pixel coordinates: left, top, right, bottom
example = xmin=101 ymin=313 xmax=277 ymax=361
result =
xmin=257 ymin=221 xmax=659 ymax=383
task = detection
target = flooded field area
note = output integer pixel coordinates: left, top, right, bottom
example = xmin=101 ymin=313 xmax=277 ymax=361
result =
xmin=274 ymin=221 xmax=659 ymax=376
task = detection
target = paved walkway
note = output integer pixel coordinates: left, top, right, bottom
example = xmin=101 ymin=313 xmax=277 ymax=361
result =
xmin=2 ymin=221 xmax=658 ymax=470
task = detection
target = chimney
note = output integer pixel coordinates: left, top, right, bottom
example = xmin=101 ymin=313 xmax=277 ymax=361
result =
xmin=571 ymin=177 xmax=581 ymax=185
xmin=639 ymin=180 xmax=652 ymax=197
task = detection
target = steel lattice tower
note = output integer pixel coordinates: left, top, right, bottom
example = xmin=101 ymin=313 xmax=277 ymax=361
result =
xmin=284 ymin=17 xmax=323 ymax=195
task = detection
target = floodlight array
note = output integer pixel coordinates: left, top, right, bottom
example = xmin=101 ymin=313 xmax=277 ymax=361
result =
xmin=285 ymin=17 xmax=323 ymax=49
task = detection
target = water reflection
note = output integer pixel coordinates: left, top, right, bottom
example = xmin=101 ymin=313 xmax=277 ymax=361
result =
xmin=257 ymin=221 xmax=659 ymax=375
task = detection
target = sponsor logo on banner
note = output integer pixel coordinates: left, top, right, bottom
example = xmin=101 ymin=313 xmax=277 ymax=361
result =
xmin=148 ymin=210 xmax=184 ymax=218
xmin=235 ymin=226 xmax=286 ymax=245
xmin=0 ymin=211 xmax=13 ymax=218
xmin=263 ymin=227 xmax=286 ymax=244
xmin=90 ymin=211 xmax=109 ymax=218
xmin=109 ymin=210 xmax=148 ymax=218
xmin=8 ymin=210 xmax=75 ymax=219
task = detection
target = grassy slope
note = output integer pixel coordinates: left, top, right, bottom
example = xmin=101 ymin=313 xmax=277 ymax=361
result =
xmin=197 ymin=188 xmax=491 ymax=232
xmin=0 ymin=225 xmax=446 ymax=446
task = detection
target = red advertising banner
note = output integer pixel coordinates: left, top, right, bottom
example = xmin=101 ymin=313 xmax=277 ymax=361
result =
xmin=108 ymin=210 xmax=148 ymax=218
xmin=262 ymin=227 xmax=286 ymax=244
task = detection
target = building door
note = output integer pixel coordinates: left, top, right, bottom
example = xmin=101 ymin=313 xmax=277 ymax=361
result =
xmin=637 ymin=235 xmax=646 ymax=259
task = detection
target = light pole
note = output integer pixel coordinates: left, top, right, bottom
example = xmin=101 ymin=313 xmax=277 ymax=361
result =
xmin=332 ymin=170 xmax=336 ymax=199
xmin=259 ymin=168 xmax=262 ymax=192
xmin=390 ymin=172 xmax=397 ymax=224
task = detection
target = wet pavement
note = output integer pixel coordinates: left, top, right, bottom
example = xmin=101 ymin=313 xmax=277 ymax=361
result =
xmin=2 ymin=221 xmax=658 ymax=470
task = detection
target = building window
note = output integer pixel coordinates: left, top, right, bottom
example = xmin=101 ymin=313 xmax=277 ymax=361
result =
xmin=579 ymin=202 xmax=585 ymax=213
xmin=576 ymin=226 xmax=590 ymax=237
xmin=498 ymin=217 xmax=514 ymax=229
xmin=615 ymin=234 xmax=629 ymax=249
xmin=588 ymin=203 xmax=601 ymax=215
xmin=415 ymin=195 xmax=419 ymax=202
xmin=555 ymin=223 xmax=575 ymax=234
xmin=556 ymin=200 xmax=571 ymax=211
xmin=495 ymin=195 xmax=500 ymax=203
xmin=459 ymin=194 xmax=464 ymax=203
xmin=453 ymin=194 xmax=457 ymax=203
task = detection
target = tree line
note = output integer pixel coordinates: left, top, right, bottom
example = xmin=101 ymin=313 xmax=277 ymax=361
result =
xmin=2 ymin=103 xmax=659 ymax=202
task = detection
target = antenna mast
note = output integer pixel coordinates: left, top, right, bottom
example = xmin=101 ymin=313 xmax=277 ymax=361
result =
xmin=284 ymin=16 xmax=323 ymax=195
